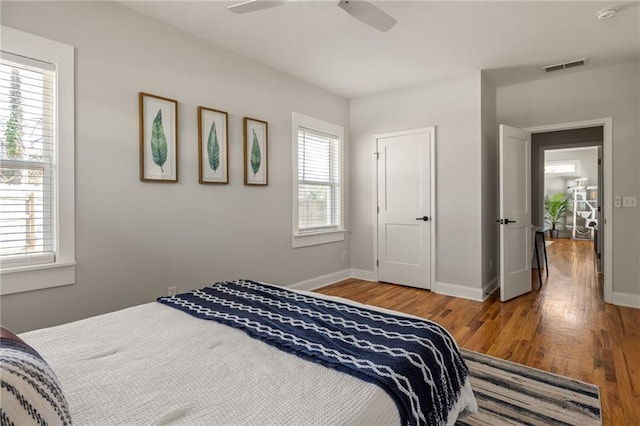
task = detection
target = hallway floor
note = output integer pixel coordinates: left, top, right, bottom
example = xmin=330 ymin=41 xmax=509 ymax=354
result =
xmin=316 ymin=239 xmax=639 ymax=425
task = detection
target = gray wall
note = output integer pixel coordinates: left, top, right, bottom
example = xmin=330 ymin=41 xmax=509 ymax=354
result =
xmin=480 ymin=73 xmax=498 ymax=288
xmin=0 ymin=2 xmax=350 ymax=332
xmin=498 ymin=60 xmax=640 ymax=297
xmin=349 ymin=72 xmax=485 ymax=290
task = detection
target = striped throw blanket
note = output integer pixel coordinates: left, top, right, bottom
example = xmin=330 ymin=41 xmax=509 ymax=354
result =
xmin=158 ymin=280 xmax=475 ymax=426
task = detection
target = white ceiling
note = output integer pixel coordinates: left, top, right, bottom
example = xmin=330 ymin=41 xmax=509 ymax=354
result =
xmin=122 ymin=1 xmax=640 ymax=99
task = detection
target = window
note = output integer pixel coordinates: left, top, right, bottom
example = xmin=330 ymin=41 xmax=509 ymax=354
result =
xmin=0 ymin=26 xmax=75 ymax=295
xmin=292 ymin=113 xmax=344 ymax=248
xmin=1 ymin=53 xmax=55 ymax=265
xmin=544 ymin=160 xmax=580 ymax=175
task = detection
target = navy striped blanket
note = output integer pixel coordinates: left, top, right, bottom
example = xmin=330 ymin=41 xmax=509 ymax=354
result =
xmin=157 ymin=280 xmax=475 ymax=425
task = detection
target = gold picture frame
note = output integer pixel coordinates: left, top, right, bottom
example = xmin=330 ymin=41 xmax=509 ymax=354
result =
xmin=139 ymin=92 xmax=178 ymax=182
xmin=243 ymin=117 xmax=268 ymax=186
xmin=198 ymin=106 xmax=229 ymax=184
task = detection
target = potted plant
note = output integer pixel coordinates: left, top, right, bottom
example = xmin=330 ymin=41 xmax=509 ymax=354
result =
xmin=544 ymin=193 xmax=569 ymax=238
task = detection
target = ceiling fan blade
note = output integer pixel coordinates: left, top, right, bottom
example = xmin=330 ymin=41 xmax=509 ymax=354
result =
xmin=227 ymin=0 xmax=288 ymax=14
xmin=337 ymin=0 xmax=396 ymax=32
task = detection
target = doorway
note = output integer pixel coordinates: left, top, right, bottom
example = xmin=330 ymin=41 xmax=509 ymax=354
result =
xmin=542 ymin=146 xmax=601 ymax=269
xmin=526 ymin=119 xmax=612 ymax=303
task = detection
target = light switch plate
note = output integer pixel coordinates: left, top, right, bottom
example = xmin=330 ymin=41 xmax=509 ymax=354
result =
xmin=614 ymin=196 xmax=622 ymax=208
xmin=622 ymin=196 xmax=637 ymax=208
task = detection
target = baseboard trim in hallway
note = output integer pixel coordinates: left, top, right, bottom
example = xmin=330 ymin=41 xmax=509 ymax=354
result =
xmin=612 ymin=292 xmax=640 ymax=308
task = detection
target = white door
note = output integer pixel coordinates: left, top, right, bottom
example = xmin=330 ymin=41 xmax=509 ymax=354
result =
xmin=376 ymin=128 xmax=434 ymax=289
xmin=499 ymin=124 xmax=532 ymax=301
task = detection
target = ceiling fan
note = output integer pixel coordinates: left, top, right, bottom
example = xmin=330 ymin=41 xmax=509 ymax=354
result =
xmin=227 ymin=0 xmax=397 ymax=32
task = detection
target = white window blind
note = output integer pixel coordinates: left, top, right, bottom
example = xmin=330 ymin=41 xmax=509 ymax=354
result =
xmin=0 ymin=52 xmax=56 ymax=267
xmin=297 ymin=127 xmax=341 ymax=233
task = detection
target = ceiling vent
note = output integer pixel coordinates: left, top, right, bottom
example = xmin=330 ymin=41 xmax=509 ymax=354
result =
xmin=543 ymin=59 xmax=587 ymax=73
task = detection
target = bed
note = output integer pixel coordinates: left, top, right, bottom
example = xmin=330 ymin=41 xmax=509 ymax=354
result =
xmin=4 ymin=280 xmax=477 ymax=425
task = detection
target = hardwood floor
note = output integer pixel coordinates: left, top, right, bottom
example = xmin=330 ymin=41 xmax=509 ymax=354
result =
xmin=315 ymin=238 xmax=639 ymax=425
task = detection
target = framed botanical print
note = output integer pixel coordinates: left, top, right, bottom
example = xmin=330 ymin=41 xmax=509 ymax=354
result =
xmin=243 ymin=117 xmax=268 ymax=186
xmin=198 ymin=106 xmax=229 ymax=184
xmin=139 ymin=92 xmax=178 ymax=182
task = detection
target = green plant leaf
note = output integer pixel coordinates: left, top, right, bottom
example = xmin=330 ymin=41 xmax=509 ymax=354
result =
xmin=544 ymin=193 xmax=569 ymax=230
xmin=207 ymin=121 xmax=220 ymax=171
xmin=151 ymin=109 xmax=168 ymax=173
xmin=250 ymin=129 xmax=261 ymax=176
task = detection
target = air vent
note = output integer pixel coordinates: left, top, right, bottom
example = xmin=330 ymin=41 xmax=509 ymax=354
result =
xmin=564 ymin=59 xmax=586 ymax=68
xmin=544 ymin=64 xmax=564 ymax=73
xmin=543 ymin=58 xmax=587 ymax=73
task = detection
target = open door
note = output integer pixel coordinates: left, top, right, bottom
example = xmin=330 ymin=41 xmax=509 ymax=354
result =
xmin=499 ymin=125 xmax=532 ymax=301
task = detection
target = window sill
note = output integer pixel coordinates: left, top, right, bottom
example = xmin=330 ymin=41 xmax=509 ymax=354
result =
xmin=0 ymin=261 xmax=76 ymax=295
xmin=293 ymin=229 xmax=346 ymax=248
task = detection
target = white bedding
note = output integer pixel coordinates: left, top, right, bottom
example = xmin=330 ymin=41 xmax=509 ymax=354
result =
xmin=20 ymin=288 xmax=475 ymax=425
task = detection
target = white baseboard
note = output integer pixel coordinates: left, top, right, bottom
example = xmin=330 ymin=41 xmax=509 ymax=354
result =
xmin=482 ymin=277 xmax=499 ymax=301
xmin=350 ymin=268 xmax=376 ymax=282
xmin=434 ymin=281 xmax=484 ymax=302
xmin=612 ymin=292 xmax=640 ymax=309
xmin=292 ymin=269 xmax=499 ymax=304
xmin=289 ymin=269 xmax=352 ymax=291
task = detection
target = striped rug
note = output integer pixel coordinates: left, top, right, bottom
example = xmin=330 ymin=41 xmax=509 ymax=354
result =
xmin=457 ymin=349 xmax=601 ymax=425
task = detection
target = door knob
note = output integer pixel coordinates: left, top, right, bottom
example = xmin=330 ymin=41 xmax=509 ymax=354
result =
xmin=415 ymin=216 xmax=429 ymax=221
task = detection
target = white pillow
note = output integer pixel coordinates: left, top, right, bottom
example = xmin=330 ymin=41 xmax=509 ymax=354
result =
xmin=0 ymin=327 xmax=72 ymax=425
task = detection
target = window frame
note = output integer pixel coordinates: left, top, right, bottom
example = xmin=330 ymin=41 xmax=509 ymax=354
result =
xmin=291 ymin=112 xmax=345 ymax=248
xmin=0 ymin=26 xmax=75 ymax=295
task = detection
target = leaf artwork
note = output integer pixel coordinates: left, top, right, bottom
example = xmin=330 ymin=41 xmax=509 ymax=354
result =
xmin=250 ymin=129 xmax=261 ymax=176
xmin=207 ymin=121 xmax=220 ymax=171
xmin=150 ymin=109 xmax=168 ymax=173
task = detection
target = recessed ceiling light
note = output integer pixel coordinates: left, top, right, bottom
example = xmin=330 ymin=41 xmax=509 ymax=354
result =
xmin=596 ymin=8 xmax=617 ymax=20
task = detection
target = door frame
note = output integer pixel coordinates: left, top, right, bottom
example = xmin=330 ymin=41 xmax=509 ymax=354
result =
xmin=371 ymin=127 xmax=437 ymax=288
xmin=525 ymin=117 xmax=612 ymax=303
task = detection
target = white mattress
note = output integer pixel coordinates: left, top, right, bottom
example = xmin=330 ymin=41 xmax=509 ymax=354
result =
xmin=20 ymin=288 xmax=475 ymax=425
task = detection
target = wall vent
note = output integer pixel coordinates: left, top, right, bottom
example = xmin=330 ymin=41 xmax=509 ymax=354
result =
xmin=564 ymin=59 xmax=586 ymax=68
xmin=543 ymin=58 xmax=587 ymax=73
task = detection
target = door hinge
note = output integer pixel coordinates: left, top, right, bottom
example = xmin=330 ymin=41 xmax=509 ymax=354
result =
xmin=375 ymin=152 xmax=379 ymax=160
xmin=597 ymin=206 xmax=601 ymax=212
xmin=597 ymin=253 xmax=601 ymax=259
xmin=598 ymin=158 xmax=602 ymax=165
xmin=376 ymin=259 xmax=379 ymax=267
xmin=377 ymin=206 xmax=380 ymax=213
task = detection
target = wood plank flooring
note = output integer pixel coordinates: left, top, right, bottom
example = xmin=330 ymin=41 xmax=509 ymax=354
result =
xmin=315 ymin=239 xmax=639 ymax=425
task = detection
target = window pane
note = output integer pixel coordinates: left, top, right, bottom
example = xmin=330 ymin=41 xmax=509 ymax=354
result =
xmin=299 ymin=135 xmax=330 ymax=181
xmin=298 ymin=129 xmax=338 ymax=183
xmin=0 ymin=166 xmax=51 ymax=256
xmin=298 ymin=184 xmax=336 ymax=230
xmin=0 ymin=62 xmax=54 ymax=163
xmin=545 ymin=163 xmax=576 ymax=174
